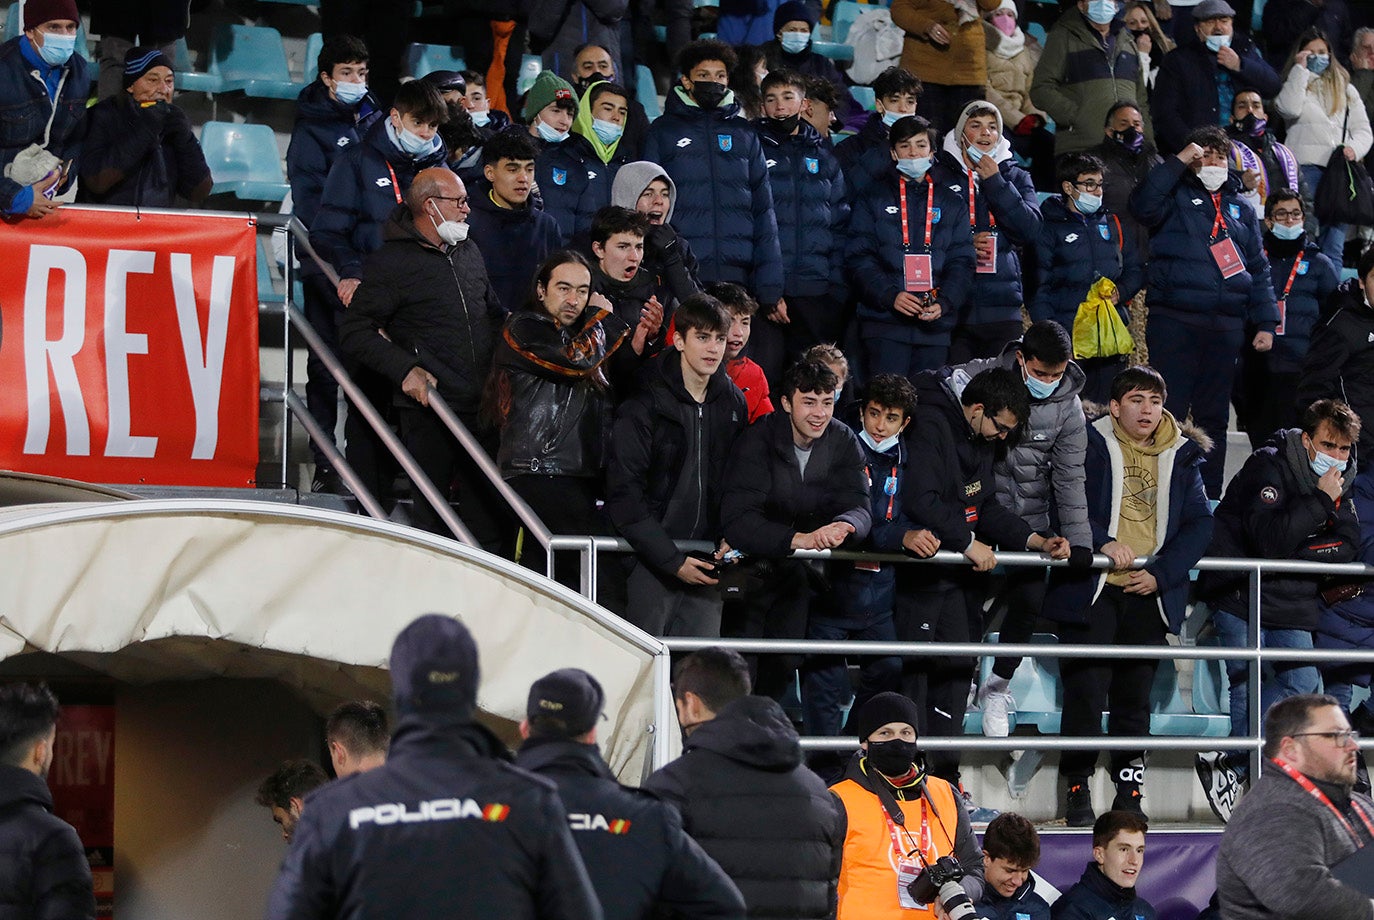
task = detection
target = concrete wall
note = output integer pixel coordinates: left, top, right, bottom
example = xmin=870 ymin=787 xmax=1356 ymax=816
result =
xmin=114 ymin=679 xmax=321 ymax=920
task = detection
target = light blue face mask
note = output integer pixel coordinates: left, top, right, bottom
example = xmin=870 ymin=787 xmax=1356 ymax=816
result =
xmin=591 ymin=118 xmax=623 ymax=144
xmin=1205 ymin=33 xmax=1232 ymax=53
xmin=1024 ymin=370 xmax=1058 ymax=399
xmin=1076 ymin=191 xmax=1103 ymax=214
xmin=1270 ymin=221 xmax=1304 ymax=240
xmin=333 ymin=80 xmax=367 ymax=105
xmin=966 ymin=143 xmax=986 ymax=164
xmin=470 ymin=107 xmax=491 ymax=127
xmin=1086 ymin=0 xmax=1117 ymax=25
xmin=1307 ymin=54 xmax=1330 ymax=75
xmin=896 ymin=156 xmax=932 ymax=180
xmin=394 ymin=124 xmax=435 ymax=156
xmin=536 ymin=118 xmax=570 ymax=143
xmin=36 ymin=32 xmax=76 ymax=66
xmin=1311 ymin=449 xmax=1348 ymax=477
xmin=882 ymin=109 xmax=904 ymax=127
xmin=860 ymin=427 xmax=902 ymax=454
xmin=780 ymin=32 xmax=811 ymax=54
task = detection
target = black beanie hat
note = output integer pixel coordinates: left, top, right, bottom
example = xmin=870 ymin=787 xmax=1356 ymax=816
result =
xmin=123 ymin=46 xmax=175 ymax=89
xmin=853 ymin=691 xmax=922 ymax=742
xmin=388 ymin=614 xmax=480 ymax=719
xmin=774 ymin=0 xmax=818 ymax=33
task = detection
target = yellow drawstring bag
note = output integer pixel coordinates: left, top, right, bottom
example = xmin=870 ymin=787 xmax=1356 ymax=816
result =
xmin=1071 ymin=276 xmax=1134 ymax=360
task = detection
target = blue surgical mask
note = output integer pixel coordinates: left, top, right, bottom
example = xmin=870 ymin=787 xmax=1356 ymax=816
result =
xmin=860 ymin=427 xmax=902 ymax=454
xmin=591 ymin=118 xmax=623 ymax=144
xmin=536 ymin=118 xmax=570 ymax=143
xmin=896 ymin=156 xmax=932 ymax=180
xmin=1024 ymin=369 xmax=1058 ymax=399
xmin=333 ymin=80 xmax=367 ymax=105
xmin=780 ymin=32 xmax=811 ymax=54
xmin=1086 ymin=0 xmax=1117 ymax=25
xmin=1307 ymin=54 xmax=1330 ymax=75
xmin=470 ymin=107 xmax=491 ymax=127
xmin=36 ymin=32 xmax=76 ymax=66
xmin=1311 ymin=449 xmax=1348 ymax=477
xmin=882 ymin=109 xmax=909 ymax=127
xmin=1270 ymin=221 xmax=1304 ymax=240
xmin=393 ymin=123 xmax=436 ymax=157
xmin=1205 ymin=33 xmax=1232 ymax=53
xmin=966 ymin=144 xmax=986 ymax=164
xmin=1076 ymin=191 xmax=1103 ymax=214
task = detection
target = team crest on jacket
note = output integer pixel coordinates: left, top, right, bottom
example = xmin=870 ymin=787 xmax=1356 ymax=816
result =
xmin=1228 ymin=203 xmax=1240 ymax=219
xmin=930 ymin=207 xmax=941 ymax=223
xmin=1098 ymin=223 xmax=1111 ymax=240
xmin=805 ymin=157 xmax=819 ymax=174
xmin=1260 ymin=486 xmax=1279 ymax=504
xmin=717 ymin=134 xmax=732 ymax=152
xmin=552 ymin=168 xmax=567 ymax=186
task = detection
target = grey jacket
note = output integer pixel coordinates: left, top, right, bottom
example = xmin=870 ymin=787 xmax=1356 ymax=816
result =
xmin=1216 ymin=764 xmax=1374 ymax=920
xmin=946 ymin=343 xmax=1092 ymax=548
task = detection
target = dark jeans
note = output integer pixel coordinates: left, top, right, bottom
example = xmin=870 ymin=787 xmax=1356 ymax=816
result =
xmin=751 ymin=294 xmax=847 ymax=389
xmin=734 ymin=559 xmax=812 ymax=702
xmin=1058 ymin=585 xmax=1166 ymax=783
xmin=509 ymin=473 xmax=603 ymax=590
xmin=921 ymin=84 xmax=985 ymax=141
xmin=1238 ymin=346 xmax=1299 ymax=450
xmin=1079 ymin=355 xmax=1128 ymax=406
xmin=625 ymin=561 xmax=724 ymax=638
xmin=802 ymin=614 xmax=902 ymax=737
xmin=303 ymin=273 xmax=344 ymax=471
xmin=861 ymin=328 xmax=948 ymax=379
xmin=894 ymin=578 xmax=980 ymax=785
xmin=1146 ymin=313 xmax=1244 ymax=496
xmin=344 ymin=365 xmax=399 ymax=502
xmin=988 ymin=568 xmax=1051 ymax=681
xmin=948 ymin=320 xmax=1025 ymax=364
xmin=398 ymin=407 xmax=507 ymax=551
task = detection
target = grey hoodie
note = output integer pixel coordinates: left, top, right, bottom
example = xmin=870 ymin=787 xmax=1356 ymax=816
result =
xmin=610 ymin=160 xmax=677 ymax=223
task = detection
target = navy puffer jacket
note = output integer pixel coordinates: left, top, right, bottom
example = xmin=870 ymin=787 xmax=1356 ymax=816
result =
xmin=0 ymin=37 xmax=89 ymax=213
xmin=1129 ymin=156 xmax=1278 ymax=332
xmin=835 ymin=113 xmax=891 ymax=202
xmin=1260 ymin=233 xmax=1340 ymax=375
xmin=1030 ymin=194 xmax=1143 ymax=329
xmin=310 ymin=118 xmax=450 ymax=281
xmin=755 ymin=119 xmax=848 ymax=298
xmin=287 ymin=79 xmax=379 ymax=229
xmin=846 ymin=166 xmax=976 ymax=344
xmin=930 ymin=149 xmax=1042 ymax=327
xmin=1316 ymin=472 xmax=1374 ymax=651
xmin=643 ymin=88 xmax=784 ymax=304
xmin=533 ymin=131 xmax=613 ymax=244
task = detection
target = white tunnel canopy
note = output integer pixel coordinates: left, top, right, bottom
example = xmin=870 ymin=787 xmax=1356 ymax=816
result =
xmin=0 ymin=499 xmax=669 ymax=780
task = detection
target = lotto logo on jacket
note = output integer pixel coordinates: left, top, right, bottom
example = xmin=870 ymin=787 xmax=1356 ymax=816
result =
xmin=348 ymin=798 xmax=510 ymax=829
xmin=568 ymin=813 xmax=632 ymax=834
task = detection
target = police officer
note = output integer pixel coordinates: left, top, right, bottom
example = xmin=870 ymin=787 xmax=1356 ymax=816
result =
xmin=266 ymin=615 xmax=601 ymax=920
xmin=515 ymin=669 xmax=746 ymax=920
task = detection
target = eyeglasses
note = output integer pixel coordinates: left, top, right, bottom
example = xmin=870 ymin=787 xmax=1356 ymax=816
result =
xmin=1073 ymin=179 xmax=1104 ymax=192
xmin=984 ymin=412 xmax=1016 ymax=437
xmin=1270 ymin=209 xmax=1303 ymax=221
xmin=1293 ymin=730 xmax=1360 ymax=746
xmin=430 ymin=195 xmax=469 ymax=208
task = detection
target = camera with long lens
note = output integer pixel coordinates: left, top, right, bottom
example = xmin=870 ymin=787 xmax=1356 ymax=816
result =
xmin=908 ymin=855 xmax=974 ymax=920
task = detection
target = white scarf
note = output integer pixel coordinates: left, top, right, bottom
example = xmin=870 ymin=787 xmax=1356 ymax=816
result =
xmin=991 ymin=26 xmax=1026 ymax=58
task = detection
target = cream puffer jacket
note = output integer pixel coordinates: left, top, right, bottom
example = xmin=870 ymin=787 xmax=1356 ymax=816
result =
xmin=1273 ymin=65 xmax=1374 ymax=166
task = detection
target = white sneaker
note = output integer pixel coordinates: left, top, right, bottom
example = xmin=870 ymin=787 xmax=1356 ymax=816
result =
xmin=977 ymin=675 xmax=1016 ymax=738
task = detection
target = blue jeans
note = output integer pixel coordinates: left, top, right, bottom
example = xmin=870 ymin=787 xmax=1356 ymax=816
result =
xmin=1301 ymin=164 xmax=1348 ymax=267
xmin=1213 ymin=609 xmax=1320 ymax=739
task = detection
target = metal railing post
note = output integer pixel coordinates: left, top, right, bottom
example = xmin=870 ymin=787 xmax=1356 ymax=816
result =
xmin=650 ymin=646 xmax=676 ymax=775
xmin=581 ymin=537 xmax=598 ymax=603
xmin=284 ymin=391 xmax=387 ymax=520
xmin=280 ymin=228 xmax=294 ymax=489
xmin=1248 ymin=565 xmax=1264 ymax=781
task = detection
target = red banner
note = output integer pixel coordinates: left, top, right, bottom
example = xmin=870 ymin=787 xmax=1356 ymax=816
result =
xmin=50 ymin=704 xmax=115 ymax=919
xmin=0 ymin=207 xmax=260 ymax=486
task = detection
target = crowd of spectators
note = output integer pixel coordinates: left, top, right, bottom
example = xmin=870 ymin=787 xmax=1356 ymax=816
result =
xmin=6 ymin=0 xmax=1374 ymax=831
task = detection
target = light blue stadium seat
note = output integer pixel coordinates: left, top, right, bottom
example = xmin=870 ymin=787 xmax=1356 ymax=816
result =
xmin=1251 ymin=0 xmax=1266 ymax=32
xmin=406 ymin=42 xmax=466 ymax=79
xmin=257 ymin=237 xmax=284 ymax=305
xmin=831 ymin=1 xmax=866 ymax=43
xmin=1027 ymin=21 xmax=1048 ymax=45
xmin=208 ymin=24 xmax=302 ymax=100
xmin=1193 ymin=636 xmax=1229 ymax=718
xmin=967 ymin=632 xmax=1063 ymax=734
xmin=517 ymin=54 xmax=543 ymax=95
xmin=813 ymin=40 xmax=855 ymax=63
xmin=1150 ymin=657 xmax=1232 ymax=737
xmin=851 ymin=85 xmax=876 ymax=111
xmin=200 ymin=121 xmax=290 ymax=201
xmin=4 ymin=5 xmax=93 ymax=61
xmin=304 ymin=33 xmax=323 ymax=82
xmin=173 ymin=37 xmax=223 ymax=94
xmin=636 ymin=64 xmax=661 ymax=120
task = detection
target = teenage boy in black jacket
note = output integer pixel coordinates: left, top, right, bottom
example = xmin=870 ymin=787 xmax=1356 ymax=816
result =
xmin=721 ymin=360 xmax=872 ymax=699
xmin=607 ymin=294 xmax=747 ymax=638
xmin=898 ymin=367 xmax=1070 ymax=788
xmin=589 ymin=206 xmax=671 ymax=356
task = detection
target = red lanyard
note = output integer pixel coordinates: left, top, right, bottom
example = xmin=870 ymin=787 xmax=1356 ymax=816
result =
xmin=1271 ymin=252 xmax=1302 ymax=301
xmin=1210 ymin=192 xmax=1225 ymax=242
xmin=899 ymin=176 xmax=934 ymax=252
xmin=1273 ymin=757 xmax=1374 ymax=846
xmin=865 ymin=463 xmax=899 ymax=521
xmin=884 ymin=799 xmax=933 ymax=864
xmin=384 ymin=160 xmax=403 ymax=205
xmin=966 ymin=170 xmax=995 ymax=230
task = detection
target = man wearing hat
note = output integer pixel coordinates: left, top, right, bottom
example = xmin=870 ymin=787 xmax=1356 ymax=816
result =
xmin=524 ymin=69 xmax=607 ymax=243
xmin=0 ymin=0 xmax=91 ymax=219
xmin=78 ymin=46 xmax=212 ymax=207
xmin=1153 ymin=0 xmax=1281 ymax=155
xmin=830 ymin=692 xmax=986 ymax=920
xmin=266 ymin=614 xmax=601 ymax=920
xmin=761 ymin=2 xmax=858 ymax=125
xmin=514 ymin=668 xmax=746 ymax=920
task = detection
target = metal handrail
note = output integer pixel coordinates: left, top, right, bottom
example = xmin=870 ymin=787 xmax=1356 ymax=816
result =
xmin=284 ymin=391 xmax=387 ymax=520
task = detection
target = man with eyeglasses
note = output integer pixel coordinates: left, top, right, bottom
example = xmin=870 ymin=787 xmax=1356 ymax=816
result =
xmin=338 ymin=167 xmax=509 ymax=545
xmin=1217 ymin=693 xmax=1374 ymax=920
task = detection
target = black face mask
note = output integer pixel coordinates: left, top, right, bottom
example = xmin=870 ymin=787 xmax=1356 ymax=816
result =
xmin=1112 ymin=125 xmax=1144 ymax=153
xmin=573 ymin=75 xmax=609 ymax=97
xmin=691 ymin=80 xmax=729 ymax=110
xmin=767 ymin=112 xmax=802 ymax=134
xmin=1235 ymin=112 xmax=1267 ymax=137
xmin=1129 ymin=27 xmax=1151 ymax=39
xmin=867 ymin=739 xmax=919 ymax=776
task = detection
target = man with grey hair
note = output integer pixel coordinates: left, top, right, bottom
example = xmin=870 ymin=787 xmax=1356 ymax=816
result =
xmin=1217 ymin=693 xmax=1374 ymax=920
xmin=0 ymin=682 xmax=96 ymax=919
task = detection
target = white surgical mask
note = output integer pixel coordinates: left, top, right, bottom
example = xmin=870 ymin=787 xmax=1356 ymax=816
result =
xmin=896 ymin=156 xmax=932 ymax=180
xmin=780 ymin=32 xmax=811 ymax=54
xmin=1205 ymin=33 xmax=1232 ymax=53
xmin=1270 ymin=221 xmax=1304 ymax=240
xmin=1076 ymin=191 xmax=1102 ymax=214
xmin=1198 ymin=165 xmax=1229 ymax=191
xmin=591 ymin=118 xmax=623 ymax=144
xmin=470 ymin=107 xmax=491 ymax=126
xmin=536 ymin=117 xmax=570 ymax=143
xmin=393 ymin=122 xmax=436 ymax=157
xmin=334 ymin=80 xmax=367 ymax=105
xmin=1311 ymin=450 xmax=1347 ymax=477
xmin=860 ymin=427 xmax=902 ymax=454
xmin=882 ymin=109 xmax=903 ymax=127
xmin=1086 ymin=0 xmax=1117 ymax=24
xmin=428 ymin=202 xmax=469 ymax=245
